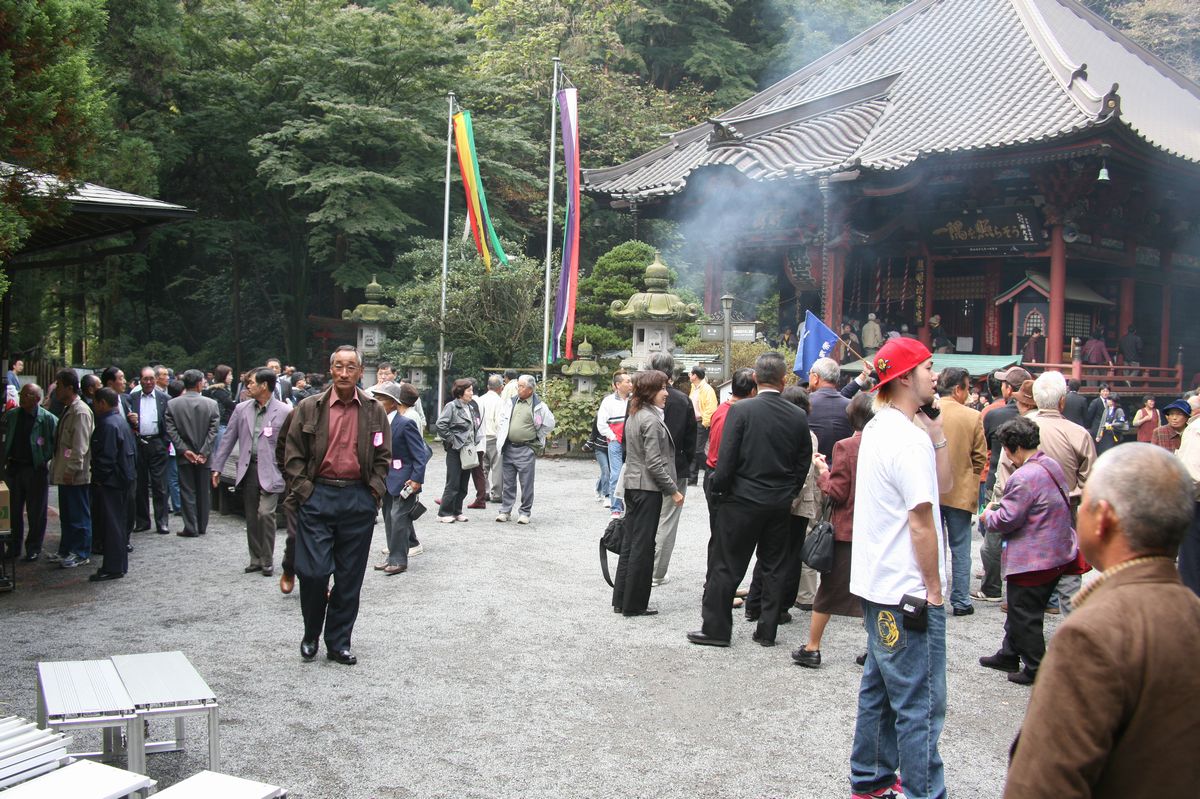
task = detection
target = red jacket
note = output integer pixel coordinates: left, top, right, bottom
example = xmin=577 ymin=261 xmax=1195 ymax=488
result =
xmin=816 ymin=432 xmax=861 ymax=542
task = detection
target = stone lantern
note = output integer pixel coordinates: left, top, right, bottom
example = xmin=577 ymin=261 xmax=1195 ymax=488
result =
xmin=610 ymin=252 xmax=699 ymax=370
xmin=560 ymin=339 xmax=602 ymax=396
xmin=341 ymin=275 xmax=390 ymax=386
xmin=401 ymin=339 xmax=435 ymax=391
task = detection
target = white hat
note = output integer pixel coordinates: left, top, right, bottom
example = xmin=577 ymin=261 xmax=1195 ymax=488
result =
xmin=867 ymin=313 xmax=876 ymax=320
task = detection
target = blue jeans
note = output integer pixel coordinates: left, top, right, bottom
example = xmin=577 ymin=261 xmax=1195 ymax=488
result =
xmin=166 ymin=455 xmax=181 ymax=512
xmin=851 ymin=600 xmax=947 ymax=799
xmin=607 ymin=440 xmax=624 ymax=514
xmin=57 ymin=484 xmax=93 ymax=559
xmin=594 ymin=446 xmax=611 ymax=498
xmin=940 ymin=506 xmax=974 ymax=610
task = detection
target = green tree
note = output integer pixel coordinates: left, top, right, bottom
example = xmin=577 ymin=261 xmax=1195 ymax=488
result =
xmin=0 ymin=0 xmax=110 ymax=284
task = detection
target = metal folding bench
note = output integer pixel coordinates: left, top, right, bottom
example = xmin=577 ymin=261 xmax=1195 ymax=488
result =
xmin=0 ymin=758 xmax=155 ymax=798
xmin=152 ymin=769 xmax=286 ymax=798
xmin=36 ymin=659 xmax=146 ymax=775
xmin=109 ymin=651 xmax=220 ymax=771
xmin=0 ymin=715 xmax=71 ymax=789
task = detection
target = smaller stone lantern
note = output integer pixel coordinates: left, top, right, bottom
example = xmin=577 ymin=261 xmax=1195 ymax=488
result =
xmin=610 ymin=252 xmax=699 ymax=371
xmin=342 ymin=275 xmax=390 ymax=386
xmin=401 ymin=339 xmax=435 ymax=391
xmin=560 ymin=339 xmax=602 ymax=396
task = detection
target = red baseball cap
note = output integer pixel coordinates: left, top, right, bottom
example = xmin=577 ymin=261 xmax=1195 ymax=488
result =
xmin=871 ymin=337 xmax=933 ymax=391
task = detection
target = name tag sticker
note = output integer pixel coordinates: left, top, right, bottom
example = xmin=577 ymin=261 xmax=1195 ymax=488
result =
xmin=262 ymin=426 xmax=273 ymax=437
xmin=373 ymin=431 xmax=384 ymax=447
xmin=63 ymin=448 xmax=72 ymax=458
xmin=392 ymin=459 xmax=403 ymax=470
xmin=36 ymin=437 xmax=44 ymax=446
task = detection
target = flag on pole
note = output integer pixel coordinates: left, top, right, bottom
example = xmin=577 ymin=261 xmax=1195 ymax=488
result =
xmin=794 ymin=309 xmax=841 ymax=378
xmin=452 ymin=110 xmax=508 ymax=271
xmin=551 ymin=87 xmax=580 ymax=362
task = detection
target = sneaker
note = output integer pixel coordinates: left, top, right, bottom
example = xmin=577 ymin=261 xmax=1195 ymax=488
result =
xmin=610 ymin=511 xmax=622 ymax=519
xmin=971 ymin=590 xmax=1002 ymax=602
xmin=952 ymin=605 xmax=975 ymax=616
xmin=791 ymin=646 xmax=821 ymax=668
xmin=602 ymin=497 xmax=611 ymax=508
xmin=437 ymin=516 xmax=455 ymax=524
xmin=454 ymin=515 xmax=469 ymax=522
xmin=517 ymin=515 xmax=530 ymax=525
xmin=852 ymin=778 xmax=905 ymax=798
xmin=495 ymin=512 xmax=510 ymax=523
xmin=979 ymin=652 xmax=1021 ymax=673
xmin=408 ymin=544 xmax=424 ymax=557
xmin=45 ymin=553 xmax=62 ymax=562
xmin=61 ymin=554 xmax=90 ymax=569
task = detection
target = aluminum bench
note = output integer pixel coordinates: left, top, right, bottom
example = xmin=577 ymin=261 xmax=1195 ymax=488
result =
xmin=0 ymin=758 xmax=155 ymax=798
xmin=36 ymin=659 xmax=145 ymax=775
xmin=0 ymin=716 xmax=71 ymax=789
xmin=152 ymin=769 xmax=286 ymax=798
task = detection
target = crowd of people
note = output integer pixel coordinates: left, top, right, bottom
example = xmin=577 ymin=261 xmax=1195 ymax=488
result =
xmin=5 ymin=336 xmax=1200 ymax=796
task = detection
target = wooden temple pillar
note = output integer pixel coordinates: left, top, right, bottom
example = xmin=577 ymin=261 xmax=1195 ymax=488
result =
xmin=1046 ymin=225 xmax=1067 ymax=362
xmin=1117 ymin=277 xmax=1135 ymax=346
xmin=1160 ymin=250 xmax=1173 ymax=368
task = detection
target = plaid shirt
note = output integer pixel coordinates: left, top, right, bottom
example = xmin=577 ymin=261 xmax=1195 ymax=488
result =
xmin=1151 ymin=424 xmax=1182 ymax=453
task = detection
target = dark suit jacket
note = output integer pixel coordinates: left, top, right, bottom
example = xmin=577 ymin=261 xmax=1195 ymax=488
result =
xmin=711 ymin=390 xmax=812 ymax=507
xmin=91 ymin=408 xmax=136 ymax=489
xmin=984 ymin=401 xmax=1019 ymax=494
xmin=386 ymin=412 xmax=429 ymax=495
xmin=1086 ymin=396 xmax=1108 ymax=435
xmin=809 ymin=386 xmax=853 ymax=461
xmin=1062 ymin=391 xmax=1089 ymax=428
xmin=663 ymin=387 xmax=697 ymax=479
xmin=127 ymin=388 xmax=170 ymax=442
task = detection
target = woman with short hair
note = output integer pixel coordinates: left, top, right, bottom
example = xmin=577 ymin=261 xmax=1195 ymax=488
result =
xmin=612 ymin=370 xmax=683 ymax=617
xmin=434 ymin=379 xmax=478 ymax=523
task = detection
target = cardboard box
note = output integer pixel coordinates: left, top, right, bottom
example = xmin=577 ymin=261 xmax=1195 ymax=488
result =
xmin=0 ymin=483 xmax=9 ymax=533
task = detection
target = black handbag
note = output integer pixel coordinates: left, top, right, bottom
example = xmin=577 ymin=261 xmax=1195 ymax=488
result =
xmin=600 ymin=516 xmax=625 ymax=587
xmin=801 ymin=496 xmax=836 ymax=574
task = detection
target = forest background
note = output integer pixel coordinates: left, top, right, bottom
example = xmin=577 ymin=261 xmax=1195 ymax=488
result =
xmin=2 ymin=0 xmax=1197 ymax=380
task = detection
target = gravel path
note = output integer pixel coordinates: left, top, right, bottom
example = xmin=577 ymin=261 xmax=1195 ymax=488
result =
xmin=0 ymin=456 xmax=1046 ymax=797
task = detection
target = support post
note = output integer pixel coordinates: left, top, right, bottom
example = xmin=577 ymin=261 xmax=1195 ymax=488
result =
xmin=1118 ymin=277 xmax=1135 ymax=354
xmin=1160 ymin=251 xmax=1173 ymax=368
xmin=1047 ymin=225 xmax=1067 ymax=362
xmin=1072 ymin=337 xmax=1083 ymax=383
xmin=438 ymin=91 xmax=455 ymax=413
xmin=721 ymin=294 xmax=734 ymax=380
xmin=541 ymin=58 xmax=561 ymax=385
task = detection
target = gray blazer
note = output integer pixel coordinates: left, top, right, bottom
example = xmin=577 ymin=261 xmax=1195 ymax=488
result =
xmin=166 ymin=391 xmax=220 ymax=457
xmin=621 ymin=407 xmax=678 ymax=495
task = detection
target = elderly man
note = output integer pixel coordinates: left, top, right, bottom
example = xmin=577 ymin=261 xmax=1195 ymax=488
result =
xmin=283 ymin=345 xmax=389 ymax=665
xmin=477 ymin=375 xmax=505 ymax=503
xmin=3 ymin=384 xmax=57 ymax=561
xmin=1004 ymin=444 xmax=1200 ymax=797
xmin=128 ymin=366 xmax=171 ymax=534
xmin=935 ymin=367 xmax=987 ymax=616
xmin=495 ymin=375 xmax=556 ymax=525
xmin=1152 ymin=399 xmax=1190 ymax=453
xmin=166 ymin=370 xmax=220 ymax=538
xmin=89 ymin=388 xmax=137 ymax=582
xmin=212 ymin=367 xmax=293 ymax=576
xmin=50 ymin=370 xmax=95 ymax=568
xmin=806 ymin=357 xmax=865 ymax=461
xmin=1176 ymin=395 xmax=1200 ymax=595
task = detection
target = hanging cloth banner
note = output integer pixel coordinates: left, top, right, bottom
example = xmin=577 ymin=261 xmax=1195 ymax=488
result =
xmin=551 ymin=87 xmax=580 ymax=362
xmin=452 ymin=110 xmax=508 ymax=271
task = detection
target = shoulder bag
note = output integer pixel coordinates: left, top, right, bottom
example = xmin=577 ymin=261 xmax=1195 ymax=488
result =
xmin=1032 ymin=459 xmax=1090 ymax=575
xmin=801 ymin=495 xmax=836 ymax=574
xmin=599 ymin=516 xmax=625 ymax=587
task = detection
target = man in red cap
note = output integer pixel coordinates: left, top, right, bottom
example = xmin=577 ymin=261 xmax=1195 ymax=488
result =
xmin=848 ymin=336 xmax=952 ymax=799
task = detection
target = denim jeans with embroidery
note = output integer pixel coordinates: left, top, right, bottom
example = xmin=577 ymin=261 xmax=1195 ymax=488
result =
xmin=850 ymin=600 xmax=947 ymax=799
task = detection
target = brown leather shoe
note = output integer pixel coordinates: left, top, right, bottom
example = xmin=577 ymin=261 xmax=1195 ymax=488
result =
xmin=279 ymin=572 xmax=295 ymax=594
xmin=467 ymin=500 xmax=487 ymax=510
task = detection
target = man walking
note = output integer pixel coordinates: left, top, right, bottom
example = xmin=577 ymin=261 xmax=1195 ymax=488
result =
xmin=936 ymin=367 xmax=987 ymax=616
xmin=597 ymin=371 xmax=631 ymax=517
xmin=165 ymin=370 xmax=220 ymax=538
xmin=368 ymin=381 xmax=429 ymax=575
xmin=494 ymin=375 xmax=556 ymax=525
xmin=478 ymin=375 xmax=504 ymax=502
xmin=283 ymin=346 xmax=389 ymax=665
xmin=848 ymin=337 xmax=951 ymax=799
xmin=128 ymin=366 xmax=171 ymax=534
xmin=89 ymin=388 xmax=136 ymax=582
xmin=648 ymin=352 xmax=696 ymax=585
xmin=688 ymin=366 xmax=717 ymax=485
xmin=50 ymin=370 xmax=94 ymax=568
xmin=3 ymin=384 xmax=56 ymax=561
xmin=687 ymin=352 xmax=811 ymax=648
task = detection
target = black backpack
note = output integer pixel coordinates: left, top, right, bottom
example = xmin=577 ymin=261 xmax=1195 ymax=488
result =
xmin=599 ymin=516 xmax=624 ymax=586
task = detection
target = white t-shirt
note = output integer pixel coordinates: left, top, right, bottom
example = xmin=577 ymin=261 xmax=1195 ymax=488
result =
xmin=850 ymin=406 xmax=948 ymax=605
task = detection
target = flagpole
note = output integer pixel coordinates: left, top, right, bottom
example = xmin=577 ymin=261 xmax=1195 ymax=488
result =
xmin=438 ymin=91 xmax=455 ymax=412
xmin=541 ymin=57 xmax=561 ymax=385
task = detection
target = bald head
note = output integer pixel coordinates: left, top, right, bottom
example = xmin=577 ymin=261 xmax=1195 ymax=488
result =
xmin=1083 ymin=443 xmax=1194 ymax=556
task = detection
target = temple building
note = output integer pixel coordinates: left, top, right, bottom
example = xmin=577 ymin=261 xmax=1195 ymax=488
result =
xmin=583 ymin=0 xmax=1200 ymax=392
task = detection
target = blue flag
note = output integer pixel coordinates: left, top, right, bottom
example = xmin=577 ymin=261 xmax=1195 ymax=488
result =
xmin=794 ymin=310 xmax=841 ymax=378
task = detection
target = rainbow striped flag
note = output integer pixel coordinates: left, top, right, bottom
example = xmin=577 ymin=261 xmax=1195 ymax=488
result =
xmin=551 ymin=88 xmax=580 ymax=362
xmin=452 ymin=110 xmax=508 ymax=270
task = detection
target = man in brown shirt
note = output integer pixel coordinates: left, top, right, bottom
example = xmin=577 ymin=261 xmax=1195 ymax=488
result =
xmin=283 ymin=345 xmax=389 ymax=665
xmin=1005 ymin=443 xmax=1200 ymax=797
xmin=936 ymin=367 xmax=987 ymax=615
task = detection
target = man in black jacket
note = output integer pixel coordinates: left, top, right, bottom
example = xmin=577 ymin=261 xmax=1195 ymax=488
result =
xmin=647 ymin=353 xmax=696 ymax=586
xmin=90 ymin=388 xmax=137 ymax=581
xmin=688 ymin=351 xmax=812 ymax=648
xmin=1062 ymin=378 xmax=1089 ymax=428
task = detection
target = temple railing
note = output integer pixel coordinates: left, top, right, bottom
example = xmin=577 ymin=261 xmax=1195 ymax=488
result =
xmin=1024 ymin=342 xmax=1184 ymax=396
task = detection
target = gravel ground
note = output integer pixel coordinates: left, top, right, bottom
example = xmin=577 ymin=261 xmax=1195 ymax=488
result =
xmin=0 ymin=456 xmax=1051 ymax=797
